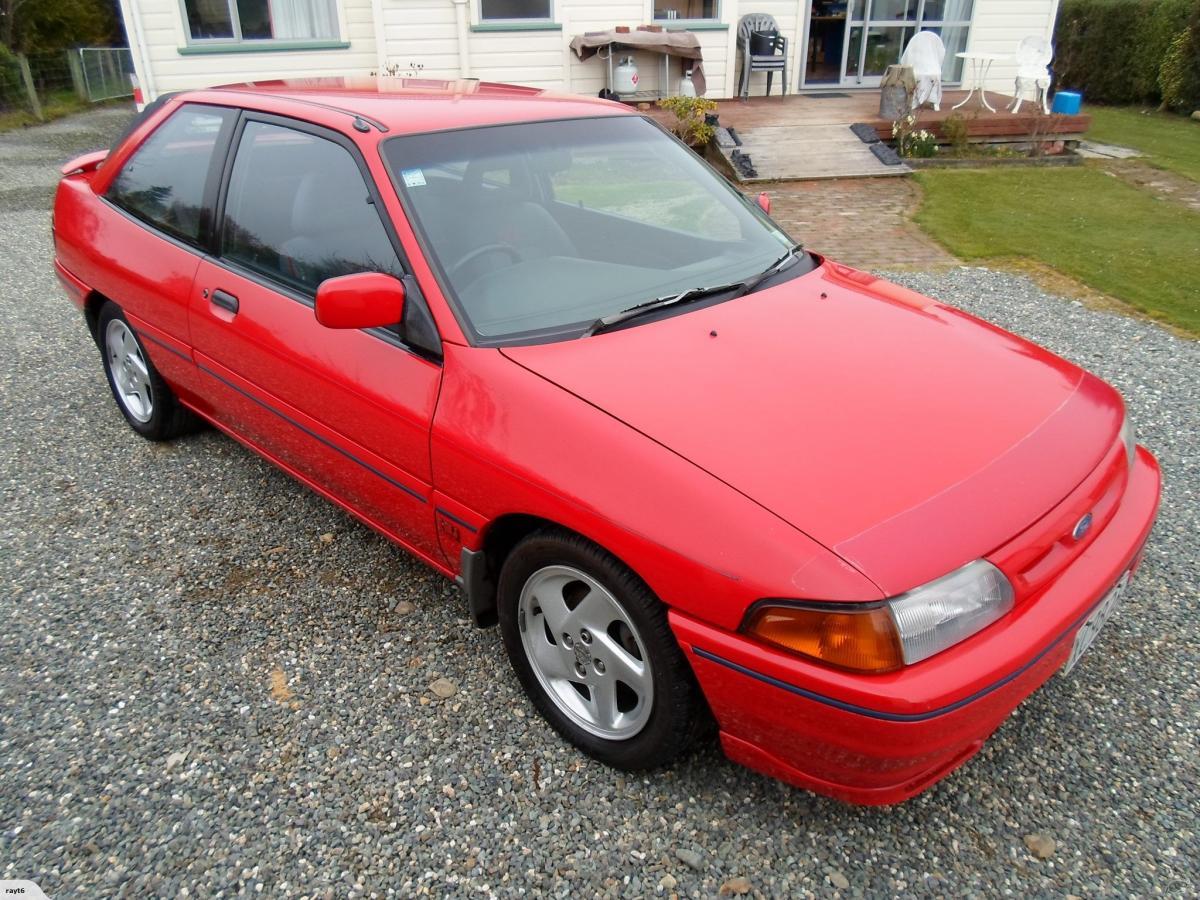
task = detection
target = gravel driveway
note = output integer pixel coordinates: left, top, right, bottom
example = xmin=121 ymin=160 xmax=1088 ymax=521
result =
xmin=2 ymin=108 xmax=1197 ymax=898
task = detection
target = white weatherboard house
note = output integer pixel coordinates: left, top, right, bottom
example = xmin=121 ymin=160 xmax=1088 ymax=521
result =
xmin=119 ymin=1 xmax=1062 ymax=102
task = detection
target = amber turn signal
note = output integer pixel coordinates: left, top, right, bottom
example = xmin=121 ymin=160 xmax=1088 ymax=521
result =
xmin=744 ymin=605 xmax=905 ymax=674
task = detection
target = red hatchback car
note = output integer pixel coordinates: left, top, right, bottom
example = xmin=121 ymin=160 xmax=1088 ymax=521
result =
xmin=53 ymin=80 xmax=1161 ymax=804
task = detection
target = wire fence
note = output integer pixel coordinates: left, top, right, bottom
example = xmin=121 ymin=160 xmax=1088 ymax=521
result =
xmin=79 ymin=48 xmax=137 ymax=102
xmin=1 ymin=48 xmax=134 ymax=122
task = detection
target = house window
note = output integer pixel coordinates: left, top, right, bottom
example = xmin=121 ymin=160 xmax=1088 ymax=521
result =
xmin=479 ymin=0 xmax=553 ymax=22
xmin=654 ymin=1 xmax=719 ymax=21
xmin=182 ymin=0 xmax=339 ymax=43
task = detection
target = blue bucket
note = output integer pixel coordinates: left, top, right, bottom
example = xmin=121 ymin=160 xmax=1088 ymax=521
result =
xmin=1051 ymin=91 xmax=1082 ymax=115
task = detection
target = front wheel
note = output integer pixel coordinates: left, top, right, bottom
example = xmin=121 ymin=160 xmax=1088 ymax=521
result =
xmin=497 ymin=528 xmax=708 ymax=770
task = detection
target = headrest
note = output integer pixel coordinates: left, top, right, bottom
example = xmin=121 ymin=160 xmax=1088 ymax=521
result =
xmin=290 ymin=172 xmax=371 ymax=237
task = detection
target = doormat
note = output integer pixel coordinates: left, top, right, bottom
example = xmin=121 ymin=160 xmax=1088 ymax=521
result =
xmin=870 ymin=143 xmax=903 ymax=166
xmin=850 ymin=122 xmax=881 ymax=143
xmin=805 ymin=92 xmax=851 ymax=99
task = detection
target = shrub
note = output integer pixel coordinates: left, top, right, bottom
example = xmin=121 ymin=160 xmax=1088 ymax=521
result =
xmin=892 ymin=111 xmax=938 ymax=158
xmin=941 ymin=113 xmax=971 ymax=156
xmin=1159 ymin=9 xmax=1200 ymax=111
xmin=0 ymin=45 xmax=24 ymax=104
xmin=1131 ymin=0 xmax=1195 ymax=98
xmin=657 ymin=95 xmax=718 ymax=148
xmin=1054 ymin=0 xmax=1198 ymax=105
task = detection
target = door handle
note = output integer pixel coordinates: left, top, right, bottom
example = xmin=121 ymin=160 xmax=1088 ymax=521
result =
xmin=210 ymin=289 xmax=239 ymax=315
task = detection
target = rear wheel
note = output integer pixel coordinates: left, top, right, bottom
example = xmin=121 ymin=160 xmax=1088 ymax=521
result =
xmin=497 ymin=528 xmax=708 ymax=770
xmin=98 ymin=302 xmax=197 ymax=441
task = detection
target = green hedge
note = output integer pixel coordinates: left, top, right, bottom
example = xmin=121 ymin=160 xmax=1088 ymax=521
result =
xmin=1159 ymin=7 xmax=1200 ymax=110
xmin=1054 ymin=0 xmax=1200 ymax=109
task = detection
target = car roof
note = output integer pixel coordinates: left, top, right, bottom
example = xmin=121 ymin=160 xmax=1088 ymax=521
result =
xmin=206 ymin=77 xmax=635 ymax=136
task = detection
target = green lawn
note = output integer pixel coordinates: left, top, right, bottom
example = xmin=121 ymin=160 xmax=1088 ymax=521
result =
xmin=1084 ymin=105 xmax=1200 ymax=183
xmin=913 ymin=167 xmax=1200 ymax=334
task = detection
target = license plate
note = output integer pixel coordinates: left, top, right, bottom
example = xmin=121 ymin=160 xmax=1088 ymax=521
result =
xmin=1062 ymin=572 xmax=1130 ymax=677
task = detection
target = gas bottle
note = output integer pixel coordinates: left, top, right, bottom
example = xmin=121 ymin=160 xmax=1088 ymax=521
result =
xmin=614 ymin=56 xmax=640 ymax=95
xmin=678 ymin=70 xmax=696 ymax=97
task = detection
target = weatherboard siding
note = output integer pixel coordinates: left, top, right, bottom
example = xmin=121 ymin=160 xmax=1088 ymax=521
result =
xmin=125 ymin=0 xmax=1061 ymax=102
xmin=967 ymin=0 xmax=1062 ymax=93
xmin=127 ymin=0 xmax=380 ymax=96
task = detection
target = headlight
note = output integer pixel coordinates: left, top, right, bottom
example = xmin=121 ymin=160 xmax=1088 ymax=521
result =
xmin=744 ymin=560 xmax=1014 ymax=673
xmin=1119 ymin=414 xmax=1136 ymax=466
xmin=888 ymin=560 xmax=1014 ymax=664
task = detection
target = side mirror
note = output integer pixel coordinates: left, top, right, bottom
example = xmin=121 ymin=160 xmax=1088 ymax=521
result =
xmin=315 ymin=272 xmax=406 ymax=330
xmin=756 ymin=192 xmax=771 ymax=215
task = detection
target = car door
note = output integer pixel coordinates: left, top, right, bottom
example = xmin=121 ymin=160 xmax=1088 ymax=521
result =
xmin=95 ymin=103 xmax=237 ymax=400
xmin=188 ymin=113 xmax=443 ymax=561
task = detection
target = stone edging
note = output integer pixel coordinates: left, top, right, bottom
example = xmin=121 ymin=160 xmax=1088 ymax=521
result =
xmin=903 ymin=153 xmax=1084 ymax=170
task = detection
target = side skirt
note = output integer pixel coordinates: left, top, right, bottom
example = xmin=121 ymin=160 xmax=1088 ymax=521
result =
xmin=178 ymin=399 xmax=455 ymax=580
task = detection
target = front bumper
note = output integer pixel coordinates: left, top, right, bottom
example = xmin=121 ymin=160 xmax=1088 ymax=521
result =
xmin=671 ymin=447 xmax=1162 ymax=805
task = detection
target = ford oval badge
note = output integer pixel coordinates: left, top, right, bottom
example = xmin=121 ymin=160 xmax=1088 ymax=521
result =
xmin=1072 ymin=512 xmax=1094 ymax=542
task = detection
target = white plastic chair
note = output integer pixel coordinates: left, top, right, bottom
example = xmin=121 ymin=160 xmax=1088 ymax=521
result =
xmin=900 ymin=31 xmax=945 ymax=111
xmin=1010 ymin=36 xmax=1053 ymax=114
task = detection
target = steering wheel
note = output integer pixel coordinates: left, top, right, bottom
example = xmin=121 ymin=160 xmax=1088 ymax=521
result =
xmin=449 ymin=242 xmax=523 ymax=280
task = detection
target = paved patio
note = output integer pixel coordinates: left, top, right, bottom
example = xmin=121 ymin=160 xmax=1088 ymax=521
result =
xmin=748 ymin=178 xmax=957 ymax=270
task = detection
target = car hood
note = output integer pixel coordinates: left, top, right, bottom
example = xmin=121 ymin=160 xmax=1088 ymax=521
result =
xmin=500 ymin=261 xmax=1123 ymax=596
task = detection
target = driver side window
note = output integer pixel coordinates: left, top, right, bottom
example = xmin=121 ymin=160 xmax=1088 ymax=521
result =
xmin=221 ymin=121 xmax=403 ymax=295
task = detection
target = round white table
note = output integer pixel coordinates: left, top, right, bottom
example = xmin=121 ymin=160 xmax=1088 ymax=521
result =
xmin=953 ymin=52 xmax=1007 ymax=112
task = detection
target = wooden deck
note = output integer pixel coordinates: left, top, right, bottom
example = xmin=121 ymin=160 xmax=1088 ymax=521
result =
xmin=718 ymin=122 xmax=912 ymax=182
xmin=646 ymin=89 xmax=1090 ymax=182
xmin=700 ymin=90 xmax=1091 ymax=142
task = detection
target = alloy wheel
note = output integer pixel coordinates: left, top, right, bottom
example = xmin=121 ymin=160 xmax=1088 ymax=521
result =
xmin=105 ymin=319 xmax=154 ymax=423
xmin=518 ymin=564 xmax=653 ymax=740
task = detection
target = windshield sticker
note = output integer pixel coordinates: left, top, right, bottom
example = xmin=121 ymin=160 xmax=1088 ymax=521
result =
xmin=401 ymin=168 xmax=427 ymax=188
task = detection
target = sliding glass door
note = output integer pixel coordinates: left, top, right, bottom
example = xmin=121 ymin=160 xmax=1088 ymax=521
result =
xmin=843 ymin=0 xmax=916 ymax=86
xmin=914 ymin=0 xmax=973 ymax=81
xmin=838 ymin=0 xmax=973 ymax=87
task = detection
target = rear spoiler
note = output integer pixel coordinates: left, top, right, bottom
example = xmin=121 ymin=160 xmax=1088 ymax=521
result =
xmin=61 ymin=150 xmax=108 ymax=176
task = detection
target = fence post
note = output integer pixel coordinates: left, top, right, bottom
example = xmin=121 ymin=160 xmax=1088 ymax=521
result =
xmin=16 ymin=53 xmax=44 ymax=121
xmin=68 ymin=49 xmax=89 ymax=101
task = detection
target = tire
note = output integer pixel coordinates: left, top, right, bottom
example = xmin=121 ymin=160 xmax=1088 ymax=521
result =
xmin=97 ymin=301 xmax=198 ymax=441
xmin=497 ymin=527 xmax=709 ymax=770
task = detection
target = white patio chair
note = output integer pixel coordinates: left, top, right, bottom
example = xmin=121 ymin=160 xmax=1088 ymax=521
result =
xmin=1010 ymin=36 xmax=1053 ymax=114
xmin=900 ymin=31 xmax=945 ymax=111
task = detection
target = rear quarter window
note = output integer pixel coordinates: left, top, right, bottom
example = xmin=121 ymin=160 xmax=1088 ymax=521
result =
xmin=106 ymin=103 xmax=236 ymax=245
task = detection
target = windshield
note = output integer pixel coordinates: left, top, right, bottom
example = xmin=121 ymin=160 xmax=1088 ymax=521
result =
xmin=382 ymin=116 xmax=796 ymax=344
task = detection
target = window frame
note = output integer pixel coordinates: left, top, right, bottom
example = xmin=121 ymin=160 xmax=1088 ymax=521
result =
xmin=211 ymin=110 xmax=442 ymax=361
xmin=104 ymin=101 xmax=238 ymax=251
xmin=475 ymin=0 xmax=555 ymax=27
xmin=178 ymin=0 xmax=343 ymax=47
xmin=651 ymin=0 xmax=722 ymax=25
xmin=912 ymin=0 xmax=975 ymax=83
xmin=845 ymin=0 xmax=975 ymax=83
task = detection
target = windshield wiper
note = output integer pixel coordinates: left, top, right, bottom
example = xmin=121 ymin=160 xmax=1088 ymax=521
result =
xmin=581 ymin=242 xmax=805 ymax=338
xmin=739 ymin=242 xmax=804 ymax=296
xmin=583 ymin=279 xmax=748 ymax=337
